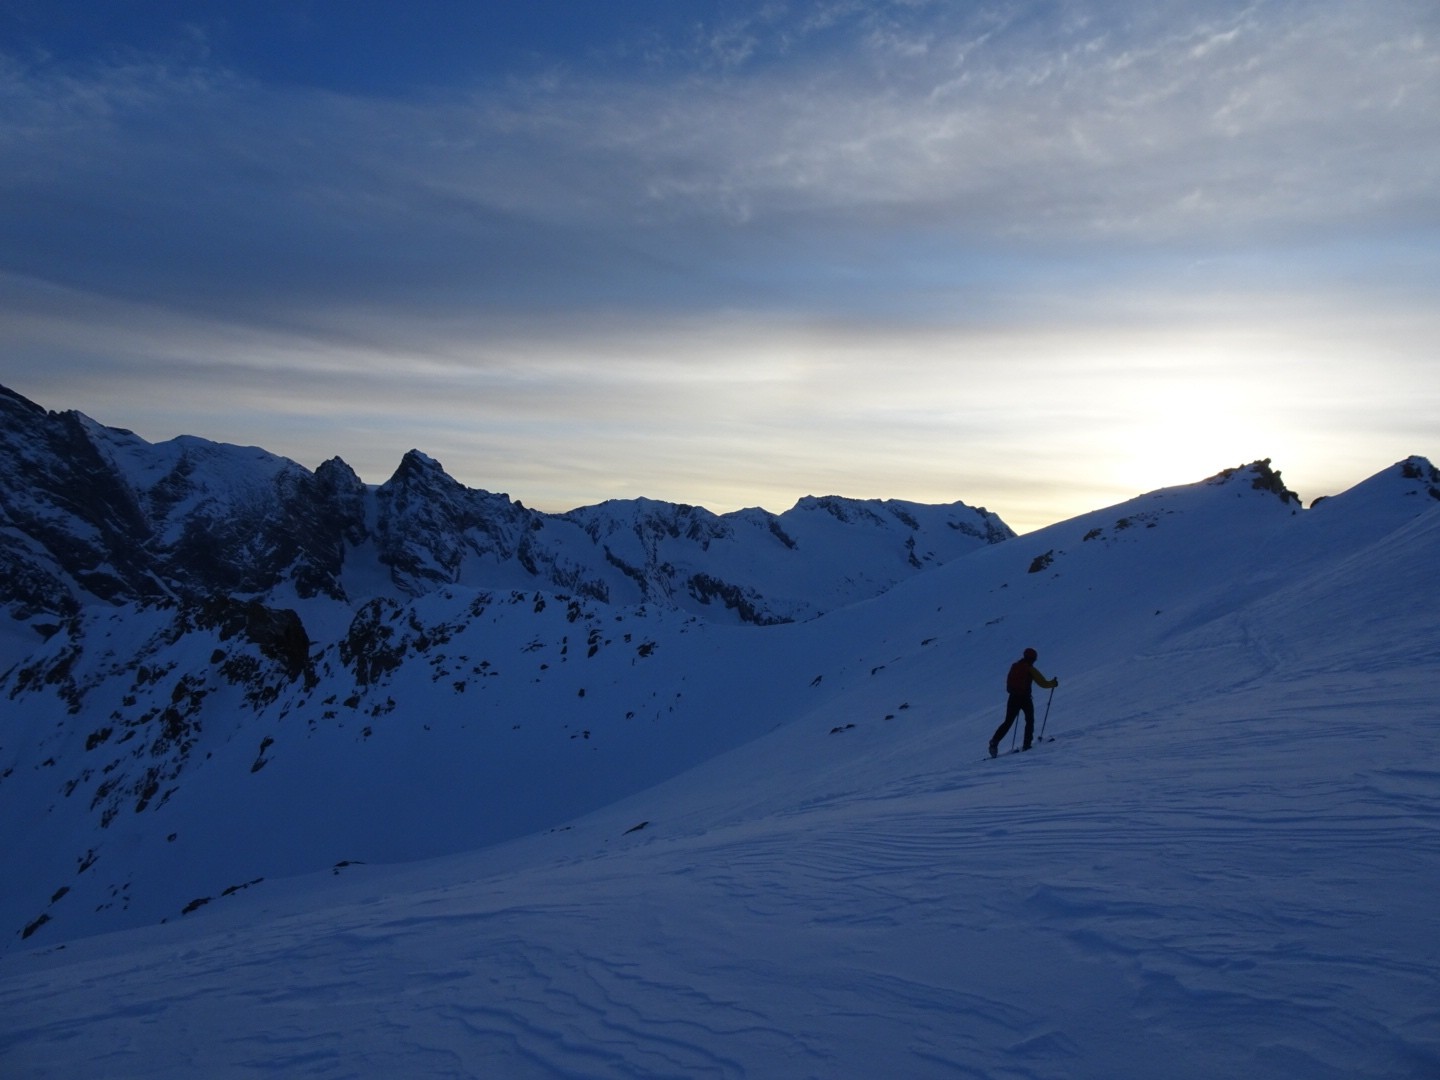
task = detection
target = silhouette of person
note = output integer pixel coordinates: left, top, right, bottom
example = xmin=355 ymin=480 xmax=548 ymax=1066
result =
xmin=989 ymin=647 xmax=1058 ymax=756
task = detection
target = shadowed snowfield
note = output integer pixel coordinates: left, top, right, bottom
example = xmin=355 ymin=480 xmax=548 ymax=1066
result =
xmin=3 ymin=459 xmax=1438 ymax=1078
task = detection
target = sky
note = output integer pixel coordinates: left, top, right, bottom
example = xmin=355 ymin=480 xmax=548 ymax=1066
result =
xmin=1 ymin=1 xmax=1437 ymax=532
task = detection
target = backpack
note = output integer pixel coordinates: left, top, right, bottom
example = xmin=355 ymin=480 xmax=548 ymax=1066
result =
xmin=1006 ymin=659 xmax=1031 ymax=694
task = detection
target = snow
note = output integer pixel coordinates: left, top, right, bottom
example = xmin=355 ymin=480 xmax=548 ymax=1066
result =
xmin=1 ymin=462 xmax=1438 ymax=1078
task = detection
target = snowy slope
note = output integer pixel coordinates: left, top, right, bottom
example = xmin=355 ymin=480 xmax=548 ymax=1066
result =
xmin=1 ymin=458 xmax=1437 ymax=1079
xmin=0 ymin=458 xmax=1307 ymax=946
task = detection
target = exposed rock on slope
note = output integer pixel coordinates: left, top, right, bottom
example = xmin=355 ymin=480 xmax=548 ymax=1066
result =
xmin=0 ymin=384 xmax=1012 ymax=640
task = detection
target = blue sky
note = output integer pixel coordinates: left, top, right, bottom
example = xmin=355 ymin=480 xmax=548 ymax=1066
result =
xmin=2 ymin=1 xmax=1437 ymax=531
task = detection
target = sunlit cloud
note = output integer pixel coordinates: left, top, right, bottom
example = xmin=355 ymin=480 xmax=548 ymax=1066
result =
xmin=10 ymin=264 xmax=1434 ymax=534
xmin=1 ymin=1 xmax=1436 ymax=533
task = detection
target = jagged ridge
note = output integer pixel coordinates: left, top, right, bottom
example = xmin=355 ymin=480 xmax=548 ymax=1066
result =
xmin=0 ymin=385 xmax=1012 ymax=648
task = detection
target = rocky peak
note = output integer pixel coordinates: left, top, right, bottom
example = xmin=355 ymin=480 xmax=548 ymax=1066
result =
xmin=0 ymin=384 xmax=46 ymax=417
xmin=374 ymin=452 xmax=533 ymax=595
xmin=1398 ymin=456 xmax=1440 ymax=498
xmin=0 ymin=394 xmax=162 ymax=620
xmin=384 ymin=448 xmax=450 ymax=487
xmin=1206 ymin=459 xmax=1301 ymax=506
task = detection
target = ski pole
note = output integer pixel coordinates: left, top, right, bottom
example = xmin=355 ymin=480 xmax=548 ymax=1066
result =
xmin=1038 ymin=686 xmax=1055 ymax=741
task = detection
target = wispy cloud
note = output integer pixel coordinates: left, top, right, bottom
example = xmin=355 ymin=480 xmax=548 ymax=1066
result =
xmin=6 ymin=2 xmax=1434 ymax=303
xmin=1 ymin=1 xmax=1436 ymax=530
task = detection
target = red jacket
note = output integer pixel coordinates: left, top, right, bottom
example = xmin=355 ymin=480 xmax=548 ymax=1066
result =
xmin=1006 ymin=658 xmax=1058 ymax=695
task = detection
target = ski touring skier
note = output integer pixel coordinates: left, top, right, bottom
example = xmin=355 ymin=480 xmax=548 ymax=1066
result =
xmin=989 ymin=647 xmax=1059 ymax=757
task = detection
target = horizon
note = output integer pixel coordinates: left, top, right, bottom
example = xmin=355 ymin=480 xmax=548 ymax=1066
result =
xmin=2 ymin=378 xmax=1424 ymax=535
xmin=2 ymin=2 xmax=1437 ymax=534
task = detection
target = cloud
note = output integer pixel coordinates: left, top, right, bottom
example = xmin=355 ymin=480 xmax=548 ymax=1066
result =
xmin=0 ymin=1 xmax=1436 ymax=531
xmin=10 ymin=257 xmax=1435 ymax=532
xmin=5 ymin=1 xmax=1435 ymax=319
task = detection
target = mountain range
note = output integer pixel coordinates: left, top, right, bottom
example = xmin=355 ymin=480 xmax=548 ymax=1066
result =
xmin=1 ymin=382 xmax=1436 ymax=1078
xmin=0 ymin=383 xmax=1010 ymax=642
xmin=0 ymin=382 xmax=1010 ymax=946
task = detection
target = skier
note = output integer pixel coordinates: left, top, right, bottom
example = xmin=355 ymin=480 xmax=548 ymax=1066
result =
xmin=989 ymin=647 xmax=1059 ymax=756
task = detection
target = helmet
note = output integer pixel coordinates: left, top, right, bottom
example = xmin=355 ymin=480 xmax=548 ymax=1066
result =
xmin=1023 ymin=648 xmax=1038 ymax=661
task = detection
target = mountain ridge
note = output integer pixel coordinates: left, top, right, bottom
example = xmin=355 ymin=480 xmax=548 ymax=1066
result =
xmin=2 ymin=380 xmax=1434 ymax=951
xmin=1 ymin=382 xmax=1436 ymax=955
xmin=0 ymin=384 xmax=1011 ymax=652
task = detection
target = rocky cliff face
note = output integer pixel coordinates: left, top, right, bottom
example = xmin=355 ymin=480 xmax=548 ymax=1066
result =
xmin=0 ymin=384 xmax=1014 ymax=649
xmin=0 ymin=388 xmax=164 ymax=622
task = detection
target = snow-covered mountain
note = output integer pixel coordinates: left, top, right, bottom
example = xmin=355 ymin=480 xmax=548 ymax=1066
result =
xmin=1 ymin=382 xmax=1437 ymax=1078
xmin=0 ymin=384 xmax=1010 ymax=655
xmin=0 ymin=383 xmax=1012 ymax=944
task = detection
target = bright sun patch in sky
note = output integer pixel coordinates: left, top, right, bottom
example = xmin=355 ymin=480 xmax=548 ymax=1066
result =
xmin=0 ymin=1 xmax=1436 ymax=532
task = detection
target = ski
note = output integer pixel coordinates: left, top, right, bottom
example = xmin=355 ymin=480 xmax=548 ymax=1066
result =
xmin=983 ymin=736 xmax=1055 ymax=761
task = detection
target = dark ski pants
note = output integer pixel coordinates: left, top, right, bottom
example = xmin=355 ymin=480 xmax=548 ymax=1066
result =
xmin=991 ymin=692 xmax=1035 ymax=749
